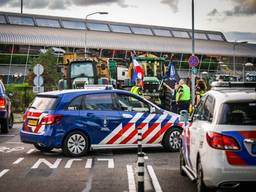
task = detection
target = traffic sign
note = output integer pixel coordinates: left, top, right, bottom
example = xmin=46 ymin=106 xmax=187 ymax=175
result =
xmin=33 ymin=86 xmax=44 ymax=93
xmin=33 ymin=64 xmax=44 ymax=75
xmin=188 ymin=55 xmax=199 ymax=67
xmin=33 ymin=76 xmax=44 ymax=86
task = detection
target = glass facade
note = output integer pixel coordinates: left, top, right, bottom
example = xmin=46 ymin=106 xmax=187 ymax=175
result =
xmin=131 ymin=27 xmax=153 ymax=35
xmin=86 ymin=23 xmax=110 ymax=32
xmin=62 ymin=20 xmax=86 ymax=29
xmin=8 ymin=16 xmax=34 ymax=26
xmin=36 ymin=18 xmax=60 ymax=28
xmin=0 ymin=15 xmax=6 ymax=24
xmin=153 ymin=29 xmax=172 ymax=37
xmin=172 ymin=31 xmax=190 ymax=38
xmin=110 ymin=24 xmax=132 ymax=33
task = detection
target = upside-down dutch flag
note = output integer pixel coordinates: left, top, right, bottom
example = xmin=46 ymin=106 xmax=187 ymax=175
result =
xmin=131 ymin=53 xmax=144 ymax=82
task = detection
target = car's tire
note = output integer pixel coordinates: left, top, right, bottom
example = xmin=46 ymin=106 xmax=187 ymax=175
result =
xmin=0 ymin=119 xmax=9 ymax=133
xmin=179 ymin=149 xmax=186 ymax=176
xmin=162 ymin=127 xmax=182 ymax=152
xmin=8 ymin=113 xmax=14 ymax=129
xmin=34 ymin=144 xmax=53 ymax=153
xmin=197 ymin=159 xmax=210 ymax=192
xmin=62 ymin=130 xmax=89 ymax=157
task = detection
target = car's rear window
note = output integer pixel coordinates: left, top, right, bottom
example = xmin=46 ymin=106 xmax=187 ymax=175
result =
xmin=219 ymin=101 xmax=256 ymax=125
xmin=29 ymin=96 xmax=58 ymax=110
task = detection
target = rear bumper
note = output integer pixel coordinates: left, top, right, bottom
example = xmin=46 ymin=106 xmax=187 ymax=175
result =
xmin=20 ymin=125 xmax=64 ymax=148
xmin=202 ymin=150 xmax=256 ymax=188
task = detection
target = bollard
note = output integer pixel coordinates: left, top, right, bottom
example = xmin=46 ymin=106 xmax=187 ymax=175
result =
xmin=137 ymin=125 xmax=144 ymax=192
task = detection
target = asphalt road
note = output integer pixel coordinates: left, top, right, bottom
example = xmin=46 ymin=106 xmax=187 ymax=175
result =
xmin=0 ymin=123 xmax=250 ymax=192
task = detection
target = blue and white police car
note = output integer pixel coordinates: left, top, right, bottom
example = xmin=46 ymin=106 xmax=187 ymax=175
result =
xmin=20 ymin=87 xmax=182 ymax=157
xmin=180 ymin=82 xmax=256 ymax=192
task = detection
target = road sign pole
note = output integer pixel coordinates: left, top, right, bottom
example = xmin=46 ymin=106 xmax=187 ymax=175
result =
xmin=191 ymin=0 xmax=195 ymax=106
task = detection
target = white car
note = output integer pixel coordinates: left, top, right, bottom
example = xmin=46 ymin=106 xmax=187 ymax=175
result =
xmin=180 ymin=82 xmax=256 ymax=192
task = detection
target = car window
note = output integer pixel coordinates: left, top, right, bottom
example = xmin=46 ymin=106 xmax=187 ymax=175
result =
xmin=219 ymin=101 xmax=256 ymax=125
xmin=0 ymin=80 xmax=5 ymax=93
xmin=30 ymin=96 xmax=58 ymax=110
xmin=116 ymin=94 xmax=150 ymax=112
xmin=67 ymin=96 xmax=83 ymax=110
xmin=193 ymin=95 xmax=214 ymax=122
xmin=82 ymin=93 xmax=115 ymax=110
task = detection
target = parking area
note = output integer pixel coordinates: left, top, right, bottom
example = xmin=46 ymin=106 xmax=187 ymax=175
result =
xmin=0 ymin=123 xmax=198 ymax=192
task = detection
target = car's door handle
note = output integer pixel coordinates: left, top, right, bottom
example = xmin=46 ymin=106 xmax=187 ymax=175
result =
xmin=122 ymin=113 xmax=133 ymax=118
xmin=244 ymin=139 xmax=256 ymax=144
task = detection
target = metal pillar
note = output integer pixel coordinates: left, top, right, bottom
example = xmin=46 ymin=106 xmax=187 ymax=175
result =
xmin=191 ymin=0 xmax=196 ymax=106
xmin=7 ymin=44 xmax=14 ymax=84
xmin=137 ymin=125 xmax=144 ymax=192
xmin=23 ymin=45 xmax=30 ymax=83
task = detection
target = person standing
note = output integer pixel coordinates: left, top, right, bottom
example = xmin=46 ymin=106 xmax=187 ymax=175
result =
xmin=176 ymin=79 xmax=191 ymax=113
xmin=195 ymin=79 xmax=207 ymax=105
xmin=130 ymin=78 xmax=143 ymax=96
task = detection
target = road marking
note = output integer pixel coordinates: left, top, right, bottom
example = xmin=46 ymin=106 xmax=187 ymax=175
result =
xmin=126 ymin=165 xmax=136 ymax=192
xmin=7 ymin=142 xmax=22 ymax=144
xmin=97 ymin=158 xmax=114 ymax=168
xmin=144 ymin=156 xmax=149 ymax=160
xmin=26 ymin=149 xmax=35 ymax=154
xmin=147 ymin=165 xmax=163 ymax=192
xmin=31 ymin=158 xmax=62 ymax=169
xmin=0 ymin=135 xmax=15 ymax=137
xmin=85 ymin=158 xmax=92 ymax=168
xmin=0 ymin=169 xmax=9 ymax=178
xmin=13 ymin=157 xmax=24 ymax=165
xmin=0 ymin=146 xmax=24 ymax=153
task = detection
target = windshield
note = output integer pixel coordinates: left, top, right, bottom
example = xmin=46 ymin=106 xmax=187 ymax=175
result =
xmin=30 ymin=96 xmax=58 ymax=110
xmin=219 ymin=101 xmax=256 ymax=125
xmin=70 ymin=62 xmax=94 ymax=78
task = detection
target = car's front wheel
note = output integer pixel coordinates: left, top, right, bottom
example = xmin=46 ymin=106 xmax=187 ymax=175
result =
xmin=62 ymin=131 xmax=89 ymax=157
xmin=162 ymin=127 xmax=182 ymax=152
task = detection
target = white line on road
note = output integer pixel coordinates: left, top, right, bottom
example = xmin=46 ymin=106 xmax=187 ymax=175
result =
xmin=147 ymin=165 xmax=163 ymax=192
xmin=0 ymin=169 xmax=9 ymax=178
xmin=144 ymin=156 xmax=149 ymax=160
xmin=7 ymin=142 xmax=22 ymax=144
xmin=85 ymin=158 xmax=92 ymax=168
xmin=13 ymin=157 xmax=24 ymax=165
xmin=126 ymin=165 xmax=136 ymax=192
xmin=26 ymin=149 xmax=35 ymax=154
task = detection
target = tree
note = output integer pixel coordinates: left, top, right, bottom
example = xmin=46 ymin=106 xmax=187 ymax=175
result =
xmin=28 ymin=50 xmax=62 ymax=91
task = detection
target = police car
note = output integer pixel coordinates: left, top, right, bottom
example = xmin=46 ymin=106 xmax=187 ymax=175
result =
xmin=20 ymin=87 xmax=182 ymax=157
xmin=180 ymin=82 xmax=256 ymax=192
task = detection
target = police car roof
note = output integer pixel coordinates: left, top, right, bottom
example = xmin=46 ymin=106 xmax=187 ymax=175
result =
xmin=37 ymin=88 xmax=131 ymax=97
xmin=208 ymin=81 xmax=256 ymax=103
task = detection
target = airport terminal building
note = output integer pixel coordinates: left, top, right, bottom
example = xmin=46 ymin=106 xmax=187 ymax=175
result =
xmin=0 ymin=11 xmax=255 ymax=83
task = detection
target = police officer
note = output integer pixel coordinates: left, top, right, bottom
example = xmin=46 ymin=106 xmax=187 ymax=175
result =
xmin=131 ymin=78 xmax=143 ymax=96
xmin=176 ymin=79 xmax=191 ymax=113
xmin=195 ymin=79 xmax=207 ymax=105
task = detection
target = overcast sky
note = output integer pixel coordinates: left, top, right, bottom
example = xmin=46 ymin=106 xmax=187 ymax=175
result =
xmin=0 ymin=0 xmax=256 ymax=42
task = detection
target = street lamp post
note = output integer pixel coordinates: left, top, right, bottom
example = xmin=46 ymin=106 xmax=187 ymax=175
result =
xmin=232 ymin=41 xmax=248 ymax=76
xmin=84 ymin=12 xmax=108 ymax=55
xmin=191 ymin=0 xmax=196 ymax=106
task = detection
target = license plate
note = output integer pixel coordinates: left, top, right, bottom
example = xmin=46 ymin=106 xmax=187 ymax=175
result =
xmin=252 ymin=144 xmax=256 ymax=154
xmin=28 ymin=119 xmax=38 ymax=126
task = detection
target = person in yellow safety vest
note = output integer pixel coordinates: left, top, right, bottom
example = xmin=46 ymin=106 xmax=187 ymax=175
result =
xmin=131 ymin=78 xmax=143 ymax=96
xmin=176 ymin=79 xmax=191 ymax=113
xmin=195 ymin=79 xmax=207 ymax=105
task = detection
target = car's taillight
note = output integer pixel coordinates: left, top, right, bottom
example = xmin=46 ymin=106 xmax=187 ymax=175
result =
xmin=0 ymin=96 xmax=6 ymax=109
xmin=39 ymin=114 xmax=63 ymax=125
xmin=206 ymin=132 xmax=240 ymax=150
xmin=23 ymin=111 xmax=29 ymax=122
